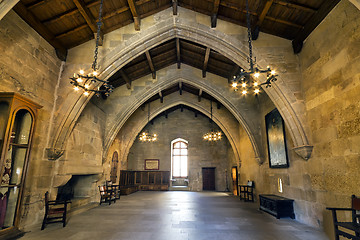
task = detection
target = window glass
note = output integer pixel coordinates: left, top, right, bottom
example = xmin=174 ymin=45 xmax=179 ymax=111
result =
xmin=172 ymin=140 xmax=188 ymax=178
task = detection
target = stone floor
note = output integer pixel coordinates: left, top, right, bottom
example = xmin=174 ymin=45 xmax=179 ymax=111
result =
xmin=18 ymin=191 xmax=329 ymax=240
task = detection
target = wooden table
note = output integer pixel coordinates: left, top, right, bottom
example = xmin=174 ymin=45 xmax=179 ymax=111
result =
xmin=259 ymin=194 xmax=295 ymax=219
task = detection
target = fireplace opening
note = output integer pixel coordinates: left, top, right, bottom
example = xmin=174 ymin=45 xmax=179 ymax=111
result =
xmin=56 ymin=175 xmax=97 ymax=202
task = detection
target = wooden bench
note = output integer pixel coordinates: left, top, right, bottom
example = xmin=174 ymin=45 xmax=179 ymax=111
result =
xmin=41 ymin=191 xmax=71 ymax=230
xmin=239 ymin=181 xmax=254 ymax=202
xmin=327 ymin=195 xmax=360 ymax=240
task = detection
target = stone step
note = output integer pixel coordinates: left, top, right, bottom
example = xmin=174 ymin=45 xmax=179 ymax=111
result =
xmin=169 ymin=186 xmax=190 ymax=191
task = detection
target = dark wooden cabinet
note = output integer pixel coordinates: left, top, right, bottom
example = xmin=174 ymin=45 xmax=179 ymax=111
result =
xmin=259 ymin=194 xmax=295 ymax=219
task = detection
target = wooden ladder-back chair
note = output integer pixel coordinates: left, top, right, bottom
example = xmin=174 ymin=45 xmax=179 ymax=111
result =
xmin=327 ymin=195 xmax=360 ymax=240
xmin=41 ymin=191 xmax=71 ymax=230
xmin=98 ymin=184 xmax=116 ymax=205
xmin=239 ymin=181 xmax=255 ymax=202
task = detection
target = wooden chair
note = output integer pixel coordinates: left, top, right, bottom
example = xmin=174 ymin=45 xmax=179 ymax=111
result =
xmin=239 ymin=181 xmax=254 ymax=202
xmin=327 ymin=195 xmax=360 ymax=240
xmin=98 ymin=185 xmax=116 ymax=205
xmin=106 ymin=180 xmax=121 ymax=200
xmin=41 ymin=191 xmax=70 ymax=230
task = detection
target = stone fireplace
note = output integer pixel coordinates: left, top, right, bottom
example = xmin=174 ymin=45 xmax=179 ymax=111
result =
xmin=56 ymin=174 xmax=100 ymax=206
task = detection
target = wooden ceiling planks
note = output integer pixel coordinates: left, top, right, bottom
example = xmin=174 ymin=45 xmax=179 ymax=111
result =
xmin=13 ymin=0 xmax=340 ymax=63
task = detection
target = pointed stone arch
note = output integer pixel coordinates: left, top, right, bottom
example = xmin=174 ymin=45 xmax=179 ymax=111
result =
xmin=113 ymin=92 xmax=243 ymax=168
xmin=52 ymin=13 xmax=312 ymax=161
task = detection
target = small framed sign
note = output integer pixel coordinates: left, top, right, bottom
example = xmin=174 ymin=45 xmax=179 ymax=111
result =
xmin=144 ymin=159 xmax=159 ymax=170
xmin=265 ymin=108 xmax=289 ymax=168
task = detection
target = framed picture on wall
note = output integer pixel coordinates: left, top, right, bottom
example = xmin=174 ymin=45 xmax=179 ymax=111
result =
xmin=144 ymin=159 xmax=159 ymax=170
xmin=265 ymin=108 xmax=289 ymax=168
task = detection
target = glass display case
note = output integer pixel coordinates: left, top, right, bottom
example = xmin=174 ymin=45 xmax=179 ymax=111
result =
xmin=0 ymin=93 xmax=41 ymax=233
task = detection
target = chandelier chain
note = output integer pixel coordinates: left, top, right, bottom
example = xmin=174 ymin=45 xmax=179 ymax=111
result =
xmin=246 ymin=0 xmax=254 ymax=71
xmin=92 ymin=0 xmax=104 ymax=71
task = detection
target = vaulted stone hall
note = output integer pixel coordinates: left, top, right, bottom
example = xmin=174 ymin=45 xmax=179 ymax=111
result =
xmin=0 ymin=0 xmax=359 ymax=239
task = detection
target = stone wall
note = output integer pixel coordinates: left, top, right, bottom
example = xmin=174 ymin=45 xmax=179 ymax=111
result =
xmin=238 ymin=2 xmax=360 ymax=239
xmin=299 ymin=0 xmax=360 ymax=237
xmin=127 ymin=108 xmax=234 ymax=192
xmin=0 ymin=11 xmax=63 ymax=230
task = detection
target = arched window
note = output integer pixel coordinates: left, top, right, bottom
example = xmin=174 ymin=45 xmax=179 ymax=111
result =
xmin=171 ymin=138 xmax=188 ymax=178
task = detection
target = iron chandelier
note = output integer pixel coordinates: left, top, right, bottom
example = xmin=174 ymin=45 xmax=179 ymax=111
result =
xmin=70 ymin=0 xmax=113 ymax=97
xmin=139 ymin=103 xmax=158 ymax=142
xmin=231 ymin=0 xmax=277 ymax=95
xmin=203 ymin=100 xmax=222 ymax=142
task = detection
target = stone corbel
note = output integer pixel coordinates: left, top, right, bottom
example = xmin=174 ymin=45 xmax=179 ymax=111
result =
xmin=293 ymin=145 xmax=313 ymax=160
xmin=255 ymin=156 xmax=264 ymax=165
xmin=46 ymin=148 xmax=65 ymax=161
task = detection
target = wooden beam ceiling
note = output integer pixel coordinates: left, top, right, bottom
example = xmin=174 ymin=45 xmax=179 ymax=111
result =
xmin=13 ymin=1 xmax=67 ymax=60
xmin=198 ymin=89 xmax=203 ymax=102
xmin=172 ymin=0 xmax=178 ymax=15
xmin=252 ymin=0 xmax=273 ymax=40
xmin=292 ymin=0 xmax=341 ymax=53
xmin=127 ymin=0 xmax=140 ymax=31
xmin=202 ymin=47 xmax=211 ymax=78
xmin=73 ymin=0 xmax=97 ymax=33
xmin=14 ymin=0 xmax=340 ymax=61
xmin=273 ymin=0 xmax=317 ymax=13
xmin=145 ymin=50 xmax=156 ymax=79
xmin=211 ymin=0 xmax=220 ymax=28
xmin=119 ymin=69 xmax=132 ymax=89
xmin=176 ymin=38 xmax=181 ymax=69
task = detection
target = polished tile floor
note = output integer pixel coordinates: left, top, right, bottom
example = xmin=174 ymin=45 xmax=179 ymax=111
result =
xmin=19 ymin=191 xmax=328 ymax=240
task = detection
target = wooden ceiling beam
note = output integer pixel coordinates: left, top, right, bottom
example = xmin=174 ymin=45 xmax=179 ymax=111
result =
xmin=55 ymin=24 xmax=88 ymax=39
xmin=252 ymin=0 xmax=273 ymax=40
xmin=103 ymin=6 xmax=129 ymax=20
xmin=145 ymin=51 xmax=156 ymax=79
xmin=26 ymin=0 xmax=52 ymax=10
xmin=292 ymin=0 xmax=340 ymax=54
xmin=198 ymin=89 xmax=203 ymax=102
xmin=172 ymin=0 xmax=178 ymax=15
xmin=119 ymin=69 xmax=132 ymax=89
xmin=211 ymin=0 xmax=220 ymax=28
xmin=179 ymin=82 xmax=182 ymax=95
xmin=159 ymin=91 xmax=163 ymax=103
xmin=73 ymin=0 xmax=97 ymax=33
xmin=202 ymin=47 xmax=211 ymax=78
xmin=13 ymin=1 xmax=67 ymax=61
xmin=265 ymin=16 xmax=303 ymax=28
xmin=127 ymin=0 xmax=140 ymax=31
xmin=176 ymin=38 xmax=181 ymax=69
xmin=43 ymin=1 xmax=126 ymax=25
xmin=273 ymin=0 xmax=317 ymax=13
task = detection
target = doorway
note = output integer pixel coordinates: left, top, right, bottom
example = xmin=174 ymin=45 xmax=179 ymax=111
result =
xmin=202 ymin=168 xmax=215 ymax=191
xmin=231 ymin=167 xmax=238 ymax=195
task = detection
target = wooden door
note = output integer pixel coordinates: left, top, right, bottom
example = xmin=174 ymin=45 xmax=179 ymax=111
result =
xmin=231 ymin=167 xmax=238 ymax=195
xmin=202 ymin=168 xmax=215 ymax=191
